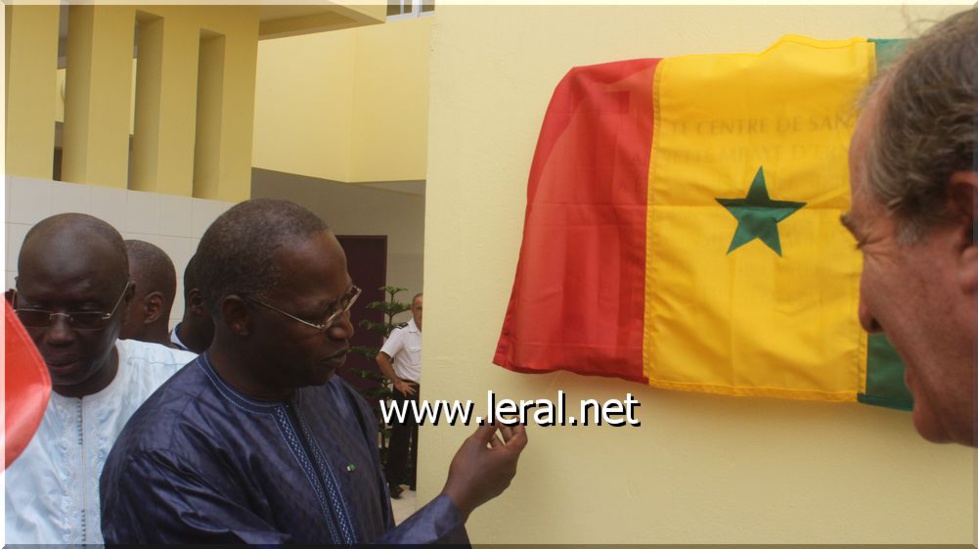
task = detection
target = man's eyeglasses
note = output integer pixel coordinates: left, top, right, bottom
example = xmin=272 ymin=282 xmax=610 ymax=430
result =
xmin=244 ymin=285 xmax=361 ymax=332
xmin=9 ymin=282 xmax=131 ymax=330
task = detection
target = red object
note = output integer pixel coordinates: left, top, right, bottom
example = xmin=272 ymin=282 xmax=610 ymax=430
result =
xmin=493 ymin=59 xmax=659 ymax=382
xmin=4 ymin=300 xmax=51 ymax=470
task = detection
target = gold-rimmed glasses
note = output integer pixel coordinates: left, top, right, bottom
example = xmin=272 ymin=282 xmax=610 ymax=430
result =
xmin=244 ymin=284 xmax=361 ymax=331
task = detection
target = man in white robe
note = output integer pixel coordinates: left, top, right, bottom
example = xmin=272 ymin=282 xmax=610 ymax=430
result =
xmin=4 ymin=213 xmax=195 ymax=544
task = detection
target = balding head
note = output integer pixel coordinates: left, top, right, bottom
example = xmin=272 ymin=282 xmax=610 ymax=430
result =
xmin=119 ymin=240 xmax=177 ymax=346
xmin=20 ymin=213 xmax=129 ymax=282
xmin=15 ymin=213 xmax=132 ymax=398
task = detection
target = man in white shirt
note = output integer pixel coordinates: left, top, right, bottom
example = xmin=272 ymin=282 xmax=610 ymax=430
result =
xmin=376 ymin=292 xmax=423 ymax=498
xmin=4 ymin=213 xmax=196 ymax=544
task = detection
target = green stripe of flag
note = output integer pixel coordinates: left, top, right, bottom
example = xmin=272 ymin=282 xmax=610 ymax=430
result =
xmin=858 ymin=38 xmax=913 ymax=412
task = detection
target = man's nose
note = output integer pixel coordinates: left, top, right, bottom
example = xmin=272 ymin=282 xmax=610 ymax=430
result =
xmin=857 ymin=298 xmax=883 ymax=334
xmin=327 ymin=310 xmax=355 ymax=340
xmin=44 ymin=314 xmax=78 ymax=344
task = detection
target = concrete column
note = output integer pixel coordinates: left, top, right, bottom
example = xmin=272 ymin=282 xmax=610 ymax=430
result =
xmin=5 ymin=5 xmax=60 ymax=179
xmin=61 ymin=5 xmax=135 ymax=188
xmin=193 ymin=7 xmax=258 ymax=202
xmin=131 ymin=11 xmax=200 ymax=196
xmin=192 ymin=31 xmax=225 ymax=201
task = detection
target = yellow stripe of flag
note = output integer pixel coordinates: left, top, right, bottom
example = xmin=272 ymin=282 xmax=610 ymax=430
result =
xmin=644 ymin=36 xmax=876 ymax=400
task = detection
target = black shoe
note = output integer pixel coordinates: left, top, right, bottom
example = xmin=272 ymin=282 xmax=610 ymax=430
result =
xmin=389 ymin=484 xmax=403 ymax=499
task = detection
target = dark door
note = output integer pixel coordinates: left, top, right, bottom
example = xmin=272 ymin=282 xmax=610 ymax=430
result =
xmin=336 ymin=235 xmax=387 ymax=407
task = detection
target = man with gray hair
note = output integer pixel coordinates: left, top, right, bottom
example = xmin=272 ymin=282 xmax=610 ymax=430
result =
xmin=841 ymin=7 xmax=977 ymax=446
xmin=5 ymin=214 xmax=195 ymax=544
xmin=101 ymin=199 xmax=527 ymax=543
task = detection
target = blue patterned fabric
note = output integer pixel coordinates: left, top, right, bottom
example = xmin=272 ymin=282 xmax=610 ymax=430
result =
xmin=100 ymin=355 xmax=468 ymax=544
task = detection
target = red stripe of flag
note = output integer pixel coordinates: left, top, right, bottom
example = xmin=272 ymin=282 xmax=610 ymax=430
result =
xmin=494 ymin=59 xmax=660 ymax=382
xmin=5 ymin=300 xmax=51 ymax=470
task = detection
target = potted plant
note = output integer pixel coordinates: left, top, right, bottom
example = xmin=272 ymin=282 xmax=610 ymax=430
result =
xmin=348 ymin=286 xmax=411 ymax=464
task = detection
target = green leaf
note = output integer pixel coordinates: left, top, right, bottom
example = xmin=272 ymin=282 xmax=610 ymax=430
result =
xmin=346 ymin=285 xmax=415 ymax=466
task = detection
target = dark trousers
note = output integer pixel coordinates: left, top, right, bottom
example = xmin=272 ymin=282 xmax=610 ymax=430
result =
xmin=386 ymin=384 xmax=419 ymax=489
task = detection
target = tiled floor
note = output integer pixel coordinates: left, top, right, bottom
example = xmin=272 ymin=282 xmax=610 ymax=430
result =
xmin=390 ymin=485 xmax=418 ymax=525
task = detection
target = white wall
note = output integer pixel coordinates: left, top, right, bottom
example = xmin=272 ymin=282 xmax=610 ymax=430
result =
xmin=4 ymin=177 xmax=233 ymax=329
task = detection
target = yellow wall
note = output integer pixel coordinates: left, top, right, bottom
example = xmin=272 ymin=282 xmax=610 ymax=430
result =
xmin=352 ymin=17 xmax=431 ymax=182
xmin=253 ymin=31 xmax=356 ymax=182
xmin=253 ymin=17 xmax=431 ymax=183
xmin=5 ymin=5 xmax=60 ymax=180
xmin=422 ymin=5 xmax=976 ymax=544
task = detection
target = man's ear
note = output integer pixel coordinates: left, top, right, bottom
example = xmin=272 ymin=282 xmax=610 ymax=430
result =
xmin=948 ymin=170 xmax=978 ymax=293
xmin=144 ymin=291 xmax=165 ymax=324
xmin=220 ymin=295 xmax=251 ymax=337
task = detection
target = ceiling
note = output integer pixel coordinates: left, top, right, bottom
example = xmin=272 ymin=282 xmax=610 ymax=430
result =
xmin=258 ymin=4 xmax=387 ymax=40
xmin=56 ymin=4 xmax=387 ymax=66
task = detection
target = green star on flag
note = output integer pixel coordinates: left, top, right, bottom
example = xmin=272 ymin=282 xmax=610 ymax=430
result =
xmin=716 ymin=166 xmax=806 ymax=256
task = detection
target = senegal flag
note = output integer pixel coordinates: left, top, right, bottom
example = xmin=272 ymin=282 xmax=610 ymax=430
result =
xmin=493 ymin=35 xmax=912 ymax=410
